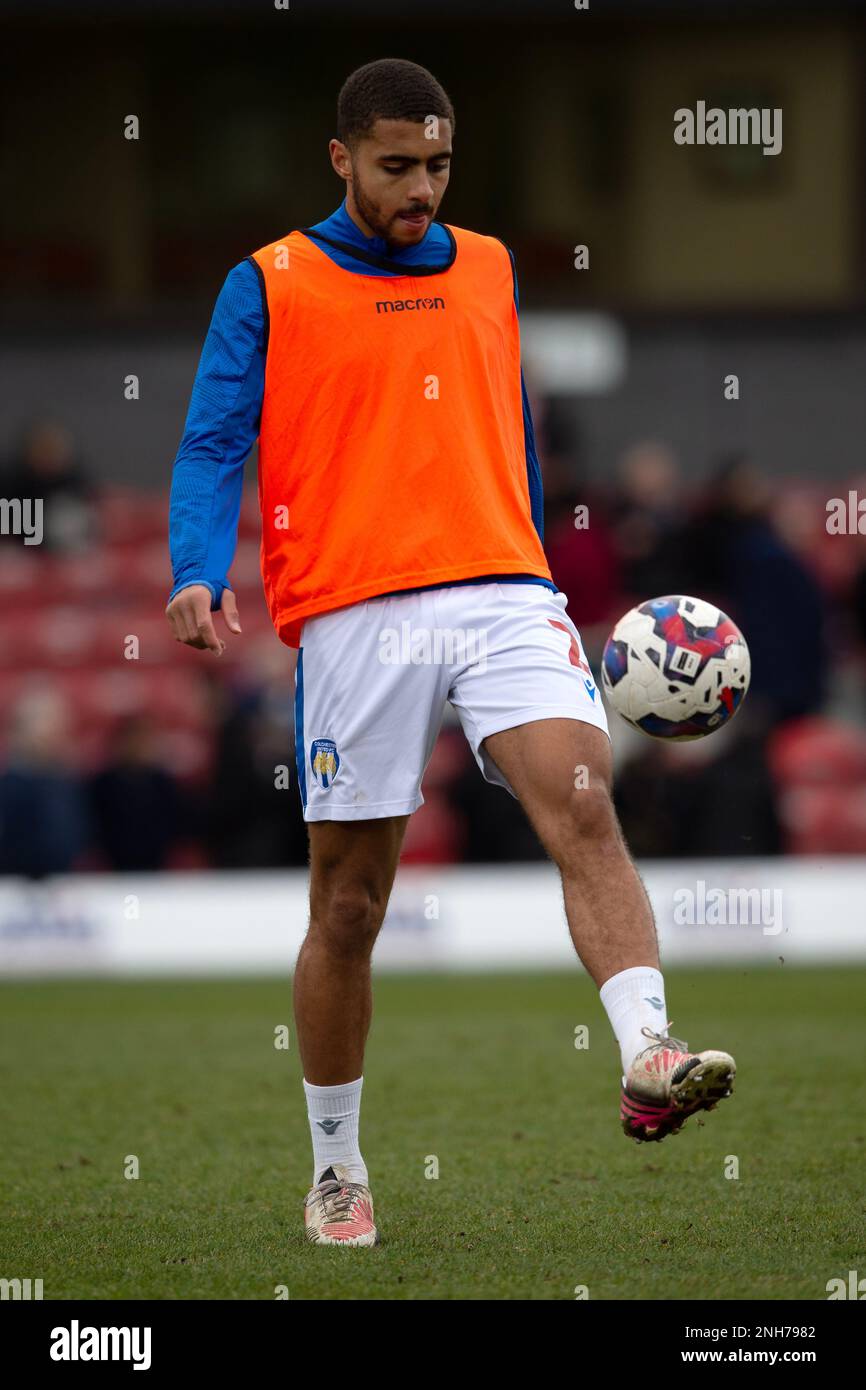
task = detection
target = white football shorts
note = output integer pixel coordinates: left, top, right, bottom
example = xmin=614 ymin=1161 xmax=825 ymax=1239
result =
xmin=294 ymin=581 xmax=609 ymax=821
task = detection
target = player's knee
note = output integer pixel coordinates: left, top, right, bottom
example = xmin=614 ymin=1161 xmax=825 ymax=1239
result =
xmin=309 ymin=883 xmax=384 ymax=960
xmin=549 ymin=781 xmax=621 ymax=867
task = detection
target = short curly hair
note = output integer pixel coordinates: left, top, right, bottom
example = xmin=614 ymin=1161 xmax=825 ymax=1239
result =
xmin=337 ymin=58 xmax=455 ymax=148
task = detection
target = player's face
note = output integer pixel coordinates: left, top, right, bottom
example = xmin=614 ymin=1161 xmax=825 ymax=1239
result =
xmin=331 ymin=119 xmax=452 ymax=249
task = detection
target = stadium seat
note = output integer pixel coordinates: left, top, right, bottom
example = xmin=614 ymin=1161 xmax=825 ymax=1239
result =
xmin=768 ymin=716 xmax=866 ymax=852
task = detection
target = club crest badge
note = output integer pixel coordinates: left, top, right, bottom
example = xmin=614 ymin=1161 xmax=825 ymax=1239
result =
xmin=310 ymin=738 xmax=340 ymax=789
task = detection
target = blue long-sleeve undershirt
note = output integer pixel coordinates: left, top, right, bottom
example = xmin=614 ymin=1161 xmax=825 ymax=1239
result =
xmin=167 ymin=199 xmax=549 ymax=611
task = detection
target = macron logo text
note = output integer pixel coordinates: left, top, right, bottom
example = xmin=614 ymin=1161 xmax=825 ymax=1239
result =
xmin=375 ymin=296 xmax=445 ymax=314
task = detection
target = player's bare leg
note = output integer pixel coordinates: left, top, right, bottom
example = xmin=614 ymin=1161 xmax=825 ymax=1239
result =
xmin=295 ymin=816 xmax=407 ymax=1084
xmin=483 ymin=720 xmax=655 ymax=979
xmin=294 ymin=815 xmax=407 ymax=1245
xmin=481 ymin=719 xmax=735 ymax=1142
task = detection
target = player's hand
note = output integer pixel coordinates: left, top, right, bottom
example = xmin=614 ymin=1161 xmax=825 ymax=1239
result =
xmin=166 ymin=585 xmax=242 ymax=655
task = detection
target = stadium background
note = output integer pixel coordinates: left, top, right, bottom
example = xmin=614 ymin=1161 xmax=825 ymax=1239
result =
xmin=1 ymin=0 xmax=865 ymax=1302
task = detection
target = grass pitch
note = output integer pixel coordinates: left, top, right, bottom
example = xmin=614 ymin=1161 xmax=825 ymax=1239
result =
xmin=0 ymin=967 xmax=863 ymax=1300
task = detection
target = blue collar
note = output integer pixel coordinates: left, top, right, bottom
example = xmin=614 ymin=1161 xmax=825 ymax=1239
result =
xmin=307 ymin=199 xmax=453 ymax=272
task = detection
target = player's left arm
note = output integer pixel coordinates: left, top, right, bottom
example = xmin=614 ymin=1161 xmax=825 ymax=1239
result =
xmin=501 ymin=241 xmax=544 ymax=542
xmin=519 ymin=365 xmax=544 ymax=544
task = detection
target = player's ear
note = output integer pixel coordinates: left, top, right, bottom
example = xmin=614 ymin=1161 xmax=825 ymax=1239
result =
xmin=329 ymin=138 xmax=352 ymax=181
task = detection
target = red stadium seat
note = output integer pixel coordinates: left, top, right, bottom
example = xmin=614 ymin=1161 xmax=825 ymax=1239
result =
xmin=768 ymin=716 xmax=866 ymax=852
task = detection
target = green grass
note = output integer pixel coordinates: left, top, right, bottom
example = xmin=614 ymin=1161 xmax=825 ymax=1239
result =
xmin=0 ymin=968 xmax=864 ymax=1300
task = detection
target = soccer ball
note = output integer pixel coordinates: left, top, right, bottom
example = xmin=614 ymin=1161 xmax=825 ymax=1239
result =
xmin=601 ymin=595 xmax=750 ymax=740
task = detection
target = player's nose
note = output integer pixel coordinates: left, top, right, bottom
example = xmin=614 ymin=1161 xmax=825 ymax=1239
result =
xmin=407 ymin=175 xmax=434 ymax=206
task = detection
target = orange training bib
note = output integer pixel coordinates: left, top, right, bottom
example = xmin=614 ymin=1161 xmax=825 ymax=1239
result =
xmin=250 ymin=224 xmax=551 ymax=647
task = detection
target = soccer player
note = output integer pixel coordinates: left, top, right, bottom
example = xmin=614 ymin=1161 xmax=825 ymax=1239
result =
xmin=166 ymin=59 xmax=735 ymax=1248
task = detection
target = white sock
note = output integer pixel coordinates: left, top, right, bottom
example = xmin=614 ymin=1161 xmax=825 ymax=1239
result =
xmin=303 ymin=1076 xmax=368 ymax=1187
xmin=599 ymin=966 xmax=668 ymax=1084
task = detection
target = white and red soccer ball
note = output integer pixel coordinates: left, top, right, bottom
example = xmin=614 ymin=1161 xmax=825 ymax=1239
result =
xmin=601 ymin=595 xmax=750 ymax=741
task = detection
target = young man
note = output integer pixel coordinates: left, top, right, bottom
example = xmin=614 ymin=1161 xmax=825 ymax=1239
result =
xmin=166 ymin=58 xmax=735 ymax=1248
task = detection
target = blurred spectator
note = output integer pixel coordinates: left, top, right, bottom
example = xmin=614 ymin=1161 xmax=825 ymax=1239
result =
xmin=853 ymin=557 xmax=866 ymax=653
xmin=0 ymin=690 xmax=89 ymax=877
xmin=611 ymin=441 xmax=684 ymax=599
xmin=546 ymin=513 xmax=623 ymax=636
xmin=88 ymin=715 xmax=182 ymax=871
xmin=614 ymin=718 xmax=783 ymax=859
xmin=401 ymin=727 xmax=468 ymax=864
xmin=521 ymin=363 xmax=583 ymax=473
xmin=0 ymin=420 xmax=96 ymax=552
xmin=543 ymin=453 xmax=623 ymax=635
xmin=206 ymin=639 xmax=308 ymax=868
xmin=680 ymin=454 xmax=827 ymax=722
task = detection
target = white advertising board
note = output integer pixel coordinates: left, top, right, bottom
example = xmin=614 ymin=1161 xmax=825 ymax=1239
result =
xmin=0 ymin=860 xmax=862 ymax=977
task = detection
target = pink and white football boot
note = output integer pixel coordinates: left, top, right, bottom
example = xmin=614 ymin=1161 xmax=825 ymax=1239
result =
xmin=303 ymin=1164 xmax=378 ymax=1247
xmin=621 ymin=1024 xmax=735 ymax=1143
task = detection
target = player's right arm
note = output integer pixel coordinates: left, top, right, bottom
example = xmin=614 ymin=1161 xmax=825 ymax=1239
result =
xmin=166 ymin=259 xmax=265 ymax=654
